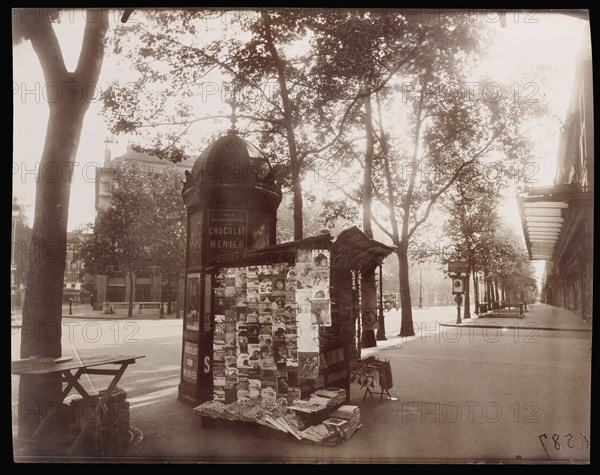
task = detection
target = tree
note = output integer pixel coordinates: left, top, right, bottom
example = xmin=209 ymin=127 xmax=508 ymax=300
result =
xmin=323 ymin=18 xmax=479 ymax=335
xmin=13 ymin=8 xmax=109 ymax=439
xmin=442 ymin=161 xmax=507 ymax=317
xmin=324 ymin=19 xmax=544 ymax=336
xmin=308 ymin=12 xmax=466 ymax=343
xmin=102 ymin=10 xmax=425 ymax=241
xmin=484 ymin=225 xmax=538 ymax=305
xmin=83 ymin=163 xmax=186 ymax=317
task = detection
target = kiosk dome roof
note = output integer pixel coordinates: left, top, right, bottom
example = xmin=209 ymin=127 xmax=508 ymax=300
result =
xmin=191 ymin=133 xmax=277 ymax=190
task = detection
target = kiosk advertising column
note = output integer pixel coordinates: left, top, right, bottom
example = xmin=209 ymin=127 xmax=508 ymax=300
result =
xmin=178 ymin=133 xmax=282 ymax=405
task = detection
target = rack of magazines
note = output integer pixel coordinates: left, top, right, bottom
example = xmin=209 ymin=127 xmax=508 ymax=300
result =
xmin=350 ymin=356 xmax=393 ymax=401
xmin=194 ymin=386 xmax=361 ymax=445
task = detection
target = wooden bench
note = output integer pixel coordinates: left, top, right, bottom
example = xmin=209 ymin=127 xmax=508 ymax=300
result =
xmin=501 ymin=302 xmax=524 ymax=316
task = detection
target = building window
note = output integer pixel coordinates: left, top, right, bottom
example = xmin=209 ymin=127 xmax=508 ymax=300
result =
xmin=107 ymin=285 xmax=126 ymax=302
xmin=136 ymin=284 xmax=153 ymax=302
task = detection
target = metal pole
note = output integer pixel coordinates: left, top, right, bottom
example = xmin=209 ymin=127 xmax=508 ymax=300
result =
xmin=376 ymin=265 xmax=387 ymax=341
xmin=456 ymin=294 xmax=462 ymax=324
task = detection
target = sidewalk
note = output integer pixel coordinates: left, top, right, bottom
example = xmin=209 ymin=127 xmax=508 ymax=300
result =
xmin=439 ymin=303 xmax=592 ymax=332
xmin=12 ymin=302 xmax=591 ymax=462
xmin=11 ymin=305 xmax=179 ymax=324
xmin=115 ymin=306 xmax=592 ymax=462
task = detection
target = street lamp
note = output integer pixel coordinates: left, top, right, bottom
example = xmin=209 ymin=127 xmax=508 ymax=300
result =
xmin=11 ymin=198 xmax=20 ymax=323
xmin=448 ymin=262 xmax=468 ymax=325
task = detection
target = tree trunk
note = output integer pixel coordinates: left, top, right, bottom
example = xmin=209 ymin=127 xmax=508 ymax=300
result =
xmin=377 ymin=92 xmax=402 ymax=338
xmin=17 ymin=12 xmax=108 ymax=440
xmin=20 ymin=107 xmax=83 ymax=357
xmin=362 ymin=94 xmax=374 ymax=239
xmin=494 ymin=277 xmax=500 ymax=302
xmin=464 ymin=273 xmax=471 ymax=319
xmin=358 ymin=95 xmax=377 ymax=345
xmin=292 ymin=171 xmax=304 ymax=240
xmin=261 ymin=11 xmax=303 ymax=240
xmin=398 ymin=246 xmax=414 ymax=336
xmin=397 ymin=85 xmax=425 ymax=338
xmin=19 ymin=104 xmax=83 ymax=438
xmin=128 ymin=271 xmax=134 ymax=318
xmin=473 ymin=272 xmax=480 ymax=315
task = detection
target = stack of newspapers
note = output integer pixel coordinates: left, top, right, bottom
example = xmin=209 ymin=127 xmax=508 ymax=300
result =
xmin=313 ymin=387 xmax=347 ymax=406
xmin=194 ymin=388 xmax=354 ymax=445
xmin=288 ymin=387 xmax=347 ymax=414
xmin=322 ymin=405 xmax=361 ymax=440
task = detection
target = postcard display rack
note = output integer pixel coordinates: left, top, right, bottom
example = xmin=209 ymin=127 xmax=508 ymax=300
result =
xmin=194 ymin=243 xmax=360 ymax=444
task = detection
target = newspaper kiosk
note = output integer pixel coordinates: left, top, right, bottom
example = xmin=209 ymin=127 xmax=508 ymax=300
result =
xmin=178 ymin=132 xmax=394 ymax=443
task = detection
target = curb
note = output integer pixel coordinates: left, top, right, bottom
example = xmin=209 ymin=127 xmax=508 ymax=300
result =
xmin=439 ymin=322 xmax=591 ymax=333
xmin=13 ymin=316 xmax=181 ymax=322
xmin=61 ymin=315 xmax=180 ymax=321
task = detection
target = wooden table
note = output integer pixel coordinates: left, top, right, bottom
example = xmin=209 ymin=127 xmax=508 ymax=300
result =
xmin=12 ymin=354 xmax=145 ymax=455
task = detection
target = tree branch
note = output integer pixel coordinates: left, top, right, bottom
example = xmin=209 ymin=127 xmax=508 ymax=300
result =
xmin=133 ymin=114 xmax=283 ymax=129
xmin=407 ymin=133 xmax=498 ymax=241
xmin=332 ymin=182 xmax=361 ymax=204
xmin=301 ymin=42 xmax=421 ymax=158
xmin=372 ymin=214 xmax=395 ymax=241
xmin=75 ymin=9 xmax=109 ymax=84
xmin=138 ymin=25 xmax=284 ymax=115
xmin=27 ymin=17 xmax=67 ymax=83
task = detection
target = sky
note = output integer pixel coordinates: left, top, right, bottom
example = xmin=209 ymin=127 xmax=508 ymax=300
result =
xmin=13 ymin=9 xmax=589 ymax=287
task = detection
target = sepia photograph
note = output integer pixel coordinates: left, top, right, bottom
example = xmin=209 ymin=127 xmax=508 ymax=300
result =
xmin=11 ymin=8 xmax=591 ymax=464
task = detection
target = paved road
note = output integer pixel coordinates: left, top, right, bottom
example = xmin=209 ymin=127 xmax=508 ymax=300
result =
xmin=11 ymin=304 xmax=591 ymax=463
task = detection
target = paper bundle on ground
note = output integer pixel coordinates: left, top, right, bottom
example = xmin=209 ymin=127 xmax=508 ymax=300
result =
xmin=313 ymin=387 xmax=347 ymax=406
xmin=323 ymin=405 xmax=361 ymax=439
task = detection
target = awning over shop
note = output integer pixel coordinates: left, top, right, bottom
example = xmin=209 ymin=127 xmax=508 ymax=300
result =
xmin=210 ymin=226 xmax=396 ymax=272
xmin=331 ymin=226 xmax=396 ymax=273
xmin=516 ymin=184 xmax=590 ymax=261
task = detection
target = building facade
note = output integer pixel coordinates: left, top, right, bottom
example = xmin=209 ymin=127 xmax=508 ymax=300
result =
xmin=92 ymin=145 xmax=193 ymax=310
xmin=62 ymin=228 xmax=92 ymax=303
xmin=518 ymin=28 xmax=593 ymax=321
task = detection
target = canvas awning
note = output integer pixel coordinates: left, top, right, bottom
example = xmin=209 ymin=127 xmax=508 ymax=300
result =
xmin=516 ymin=184 xmax=590 ymax=261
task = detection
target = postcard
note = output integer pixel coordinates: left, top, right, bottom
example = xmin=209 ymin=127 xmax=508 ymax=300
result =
xmin=299 ymin=352 xmax=319 ymax=380
xmin=310 ymin=299 xmax=331 ymax=327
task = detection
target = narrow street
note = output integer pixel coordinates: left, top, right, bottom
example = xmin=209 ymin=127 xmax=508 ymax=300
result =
xmin=11 ymin=303 xmax=591 ymax=463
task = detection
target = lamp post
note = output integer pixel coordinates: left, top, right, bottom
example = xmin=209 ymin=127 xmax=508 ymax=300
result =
xmin=376 ymin=265 xmax=387 ymax=341
xmin=448 ymin=262 xmax=468 ymax=325
xmin=455 ymin=293 xmax=462 ymax=324
xmin=11 ymin=199 xmax=20 ymax=323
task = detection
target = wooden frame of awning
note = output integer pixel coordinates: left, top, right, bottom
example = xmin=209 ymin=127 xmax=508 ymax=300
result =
xmin=210 ymin=226 xmax=396 ymax=273
xmin=517 ymin=185 xmax=593 ymax=261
